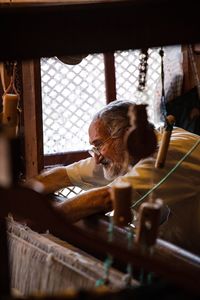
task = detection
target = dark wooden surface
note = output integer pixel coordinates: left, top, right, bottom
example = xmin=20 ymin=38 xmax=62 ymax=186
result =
xmin=0 ymin=0 xmax=200 ymax=60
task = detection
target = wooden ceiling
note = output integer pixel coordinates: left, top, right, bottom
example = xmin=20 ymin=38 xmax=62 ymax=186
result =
xmin=0 ymin=0 xmax=199 ymax=60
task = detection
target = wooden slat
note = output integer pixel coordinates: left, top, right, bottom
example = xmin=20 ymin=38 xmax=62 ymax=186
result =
xmin=75 ymin=215 xmax=200 ymax=266
xmin=44 ymin=150 xmax=90 ymax=167
xmin=0 ymin=0 xmax=124 ymax=4
xmin=22 ymin=60 xmax=44 ymax=179
xmin=0 ymin=0 xmax=199 ymax=60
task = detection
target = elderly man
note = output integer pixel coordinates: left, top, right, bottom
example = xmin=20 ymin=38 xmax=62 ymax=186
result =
xmin=30 ymin=100 xmax=200 ymax=254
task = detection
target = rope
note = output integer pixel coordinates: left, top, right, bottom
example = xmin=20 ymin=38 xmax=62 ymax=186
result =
xmin=159 ymin=47 xmax=167 ymax=121
xmin=4 ymin=62 xmax=19 ymax=98
xmin=131 ymin=138 xmax=200 ymax=209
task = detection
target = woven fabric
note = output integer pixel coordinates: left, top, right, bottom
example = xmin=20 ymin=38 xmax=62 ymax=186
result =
xmin=7 ymin=219 xmax=137 ymax=295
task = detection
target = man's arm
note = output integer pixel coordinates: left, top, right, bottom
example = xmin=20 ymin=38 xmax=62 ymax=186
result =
xmin=26 ymin=167 xmax=72 ymax=194
xmin=55 ymin=186 xmax=112 ymax=223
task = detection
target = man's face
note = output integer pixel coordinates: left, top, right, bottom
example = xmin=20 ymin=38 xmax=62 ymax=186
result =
xmin=88 ymin=119 xmax=129 ymax=180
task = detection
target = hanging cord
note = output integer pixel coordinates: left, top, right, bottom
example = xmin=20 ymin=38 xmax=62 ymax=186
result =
xmin=131 ymin=138 xmax=200 ymax=209
xmin=188 ymin=44 xmax=200 ymax=99
xmin=137 ymin=48 xmax=149 ymax=92
xmin=159 ymin=47 xmax=168 ymax=122
xmin=155 ymin=48 xmax=175 ymax=168
xmin=4 ymin=62 xmax=20 ymax=99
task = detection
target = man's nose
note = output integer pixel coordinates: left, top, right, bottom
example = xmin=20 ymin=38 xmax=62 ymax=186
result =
xmin=94 ymin=153 xmax=103 ymax=164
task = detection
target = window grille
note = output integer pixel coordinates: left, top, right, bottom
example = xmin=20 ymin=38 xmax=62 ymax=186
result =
xmin=55 ymin=186 xmax=83 ymax=199
xmin=41 ymin=48 xmax=161 ymax=199
xmin=41 ymin=54 xmax=106 ymax=155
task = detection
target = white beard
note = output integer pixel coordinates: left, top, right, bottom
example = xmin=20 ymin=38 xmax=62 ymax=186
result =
xmin=102 ymin=151 xmax=130 ymax=181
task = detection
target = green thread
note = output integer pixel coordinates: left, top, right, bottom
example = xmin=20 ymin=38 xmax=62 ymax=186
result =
xmin=95 ymin=216 xmax=114 ymax=286
xmin=132 ymin=138 xmax=200 ymax=209
xmin=95 ymin=278 xmax=105 ymax=287
xmin=125 ymin=228 xmax=134 ymax=286
xmin=147 ymin=272 xmax=154 ymax=285
xmin=104 ymin=255 xmax=113 ymax=278
xmin=107 ymin=217 xmax=114 ymax=243
xmin=127 ymin=229 xmax=134 ymax=249
xmin=140 ymin=268 xmax=145 ymax=284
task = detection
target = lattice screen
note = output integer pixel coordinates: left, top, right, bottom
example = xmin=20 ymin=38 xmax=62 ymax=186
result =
xmin=41 ymin=48 xmax=161 ymax=198
xmin=41 ymin=54 xmax=106 ymax=155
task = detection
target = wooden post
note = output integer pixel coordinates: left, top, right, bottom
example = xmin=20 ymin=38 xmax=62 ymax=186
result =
xmin=22 ymin=59 xmax=44 ymax=179
xmin=111 ymin=182 xmax=133 ymax=227
xmin=135 ymin=199 xmax=163 ymax=254
xmin=104 ymin=53 xmax=116 ymax=104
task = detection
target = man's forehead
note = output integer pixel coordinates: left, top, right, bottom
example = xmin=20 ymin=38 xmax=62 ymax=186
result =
xmin=89 ymin=119 xmax=108 ymax=144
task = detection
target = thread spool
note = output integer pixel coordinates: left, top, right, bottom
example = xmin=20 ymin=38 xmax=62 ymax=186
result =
xmin=2 ymin=93 xmax=19 ymax=138
xmin=111 ymin=182 xmax=133 ymax=227
xmin=155 ymin=115 xmax=175 ymax=168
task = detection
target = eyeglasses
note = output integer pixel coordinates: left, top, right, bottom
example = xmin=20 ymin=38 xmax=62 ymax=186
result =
xmin=88 ymin=136 xmax=113 ymax=157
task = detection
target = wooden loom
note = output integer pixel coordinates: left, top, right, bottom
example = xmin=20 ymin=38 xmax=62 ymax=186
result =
xmin=0 ymin=0 xmax=200 ymax=298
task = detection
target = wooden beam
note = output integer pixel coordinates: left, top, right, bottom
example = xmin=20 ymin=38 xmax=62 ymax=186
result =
xmin=22 ymin=60 xmax=44 ymax=179
xmin=0 ymin=0 xmax=199 ymax=60
xmin=44 ymin=150 xmax=90 ymax=167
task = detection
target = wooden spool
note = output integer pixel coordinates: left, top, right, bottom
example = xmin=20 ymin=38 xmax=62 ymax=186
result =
xmin=155 ymin=115 xmax=175 ymax=168
xmin=111 ymin=182 xmax=133 ymax=227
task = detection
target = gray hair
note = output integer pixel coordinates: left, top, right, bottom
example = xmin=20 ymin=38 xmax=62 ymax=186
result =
xmin=92 ymin=100 xmax=135 ymax=137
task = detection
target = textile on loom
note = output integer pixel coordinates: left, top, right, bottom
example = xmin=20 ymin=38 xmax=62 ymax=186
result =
xmin=7 ymin=219 xmax=138 ymax=296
